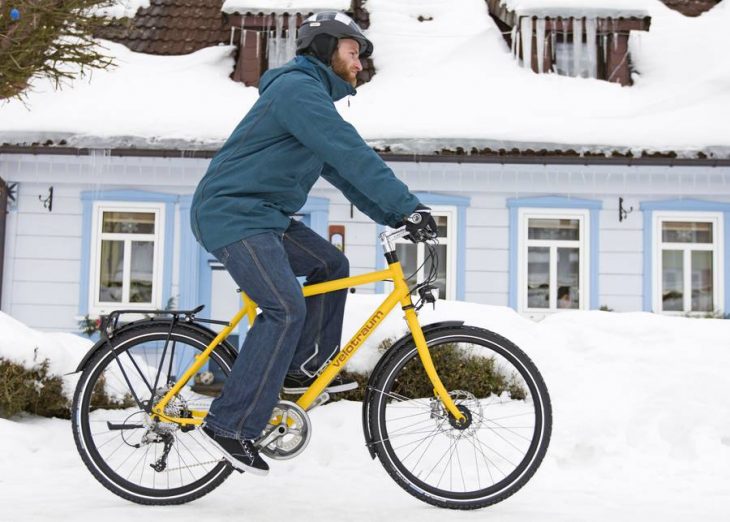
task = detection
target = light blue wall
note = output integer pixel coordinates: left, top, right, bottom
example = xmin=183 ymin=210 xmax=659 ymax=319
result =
xmin=79 ymin=189 xmax=177 ymax=316
xmin=640 ymin=198 xmax=730 ymax=313
xmin=506 ymin=195 xmax=602 ymax=310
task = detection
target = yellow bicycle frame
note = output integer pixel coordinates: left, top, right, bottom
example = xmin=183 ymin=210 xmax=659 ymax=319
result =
xmin=151 ymin=258 xmax=465 ymax=425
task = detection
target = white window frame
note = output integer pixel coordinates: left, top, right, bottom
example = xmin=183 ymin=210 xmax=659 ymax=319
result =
xmin=652 ymin=211 xmax=723 ymax=315
xmin=518 ymin=207 xmax=590 ymax=313
xmin=385 ymin=206 xmax=457 ymax=300
xmin=88 ymin=201 xmax=166 ymax=315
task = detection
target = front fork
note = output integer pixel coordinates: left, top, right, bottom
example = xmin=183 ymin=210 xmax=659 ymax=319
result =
xmin=391 ymin=263 xmax=466 ymax=424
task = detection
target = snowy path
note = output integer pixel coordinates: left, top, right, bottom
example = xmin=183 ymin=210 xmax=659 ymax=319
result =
xmin=1 ymin=396 xmax=727 ymax=522
xmin=2 ymin=301 xmax=730 ymax=520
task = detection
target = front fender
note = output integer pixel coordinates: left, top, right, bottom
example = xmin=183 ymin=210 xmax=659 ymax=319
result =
xmin=361 ymin=320 xmax=464 ymax=459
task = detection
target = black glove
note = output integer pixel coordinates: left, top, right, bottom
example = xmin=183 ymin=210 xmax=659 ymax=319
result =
xmin=403 ymin=204 xmax=437 ymax=242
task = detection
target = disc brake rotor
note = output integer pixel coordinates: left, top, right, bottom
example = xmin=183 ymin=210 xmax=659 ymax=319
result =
xmin=434 ymin=390 xmax=483 ymax=439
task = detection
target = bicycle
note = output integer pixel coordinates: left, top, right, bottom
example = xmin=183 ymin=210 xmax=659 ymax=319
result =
xmin=71 ymin=227 xmax=552 ymax=510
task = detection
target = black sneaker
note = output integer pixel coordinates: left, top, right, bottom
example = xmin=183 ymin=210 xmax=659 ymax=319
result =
xmin=282 ymin=373 xmax=359 ymax=394
xmin=201 ymin=426 xmax=269 ymax=476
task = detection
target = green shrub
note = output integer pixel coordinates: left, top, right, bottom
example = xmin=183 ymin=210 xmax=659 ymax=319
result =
xmin=0 ymin=357 xmax=69 ymax=419
xmin=387 ymin=342 xmax=527 ymax=401
xmin=283 ymin=336 xmax=527 ymax=404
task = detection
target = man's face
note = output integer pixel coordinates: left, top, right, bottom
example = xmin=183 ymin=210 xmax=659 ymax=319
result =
xmin=331 ymin=38 xmax=363 ymax=87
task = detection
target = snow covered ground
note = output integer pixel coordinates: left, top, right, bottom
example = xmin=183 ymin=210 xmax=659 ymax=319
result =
xmin=1 ymin=296 xmax=729 ymax=521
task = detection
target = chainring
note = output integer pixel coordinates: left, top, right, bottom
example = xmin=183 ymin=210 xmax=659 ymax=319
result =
xmin=259 ymin=400 xmax=312 ymax=460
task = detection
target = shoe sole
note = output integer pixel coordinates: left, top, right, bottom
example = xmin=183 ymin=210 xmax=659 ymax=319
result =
xmin=282 ymin=381 xmax=359 ymax=394
xmin=202 ymin=430 xmax=269 ymax=476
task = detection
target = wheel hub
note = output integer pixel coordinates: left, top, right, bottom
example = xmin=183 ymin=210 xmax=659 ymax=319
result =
xmin=434 ymin=390 xmax=483 ymax=439
xmin=448 ymin=404 xmax=473 ymax=430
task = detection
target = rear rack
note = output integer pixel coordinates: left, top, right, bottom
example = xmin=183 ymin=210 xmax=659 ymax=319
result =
xmin=100 ymin=304 xmax=230 ymax=337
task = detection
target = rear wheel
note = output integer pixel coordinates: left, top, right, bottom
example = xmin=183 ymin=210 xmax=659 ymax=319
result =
xmin=367 ymin=326 xmax=552 ymax=509
xmin=71 ymin=321 xmax=236 ymax=505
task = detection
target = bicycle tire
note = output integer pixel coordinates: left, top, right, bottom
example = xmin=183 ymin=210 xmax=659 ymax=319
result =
xmin=366 ymin=325 xmax=552 ymax=509
xmin=71 ymin=321 xmax=236 ymax=505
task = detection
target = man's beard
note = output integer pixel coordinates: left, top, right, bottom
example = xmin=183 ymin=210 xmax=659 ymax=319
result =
xmin=332 ymin=55 xmax=358 ymax=87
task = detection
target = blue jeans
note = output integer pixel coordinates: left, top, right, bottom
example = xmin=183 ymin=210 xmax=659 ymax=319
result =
xmin=204 ymin=219 xmax=349 ymax=440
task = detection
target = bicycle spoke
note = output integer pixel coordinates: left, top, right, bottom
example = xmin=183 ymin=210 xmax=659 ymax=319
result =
xmin=369 ymin=328 xmax=552 ymax=507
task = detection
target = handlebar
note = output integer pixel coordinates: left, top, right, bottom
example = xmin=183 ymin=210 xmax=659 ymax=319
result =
xmin=378 ymin=225 xmax=437 ymax=253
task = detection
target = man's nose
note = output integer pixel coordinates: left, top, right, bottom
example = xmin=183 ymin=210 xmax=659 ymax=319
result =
xmin=354 ymin=58 xmax=363 ymax=71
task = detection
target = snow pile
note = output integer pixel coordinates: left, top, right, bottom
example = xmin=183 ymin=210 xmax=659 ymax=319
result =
xmin=0 ymin=42 xmax=254 ymax=149
xmin=222 ymin=0 xmax=352 ymax=15
xmin=501 ymin=0 xmax=651 ymax=17
xmin=0 ymin=297 xmax=729 ymax=519
xmin=0 ymin=312 xmax=92 ymax=400
xmin=0 ymin=0 xmax=729 ymax=155
xmin=94 ymin=0 xmax=151 ymax=19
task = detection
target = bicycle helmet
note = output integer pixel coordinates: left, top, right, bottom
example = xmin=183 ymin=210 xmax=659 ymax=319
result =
xmin=296 ymin=11 xmax=373 ymax=66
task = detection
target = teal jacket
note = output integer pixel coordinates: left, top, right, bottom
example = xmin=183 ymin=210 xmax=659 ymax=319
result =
xmin=191 ymin=55 xmax=420 ymax=252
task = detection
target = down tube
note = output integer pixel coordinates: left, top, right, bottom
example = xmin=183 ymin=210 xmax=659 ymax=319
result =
xmin=296 ymin=289 xmax=406 ymax=410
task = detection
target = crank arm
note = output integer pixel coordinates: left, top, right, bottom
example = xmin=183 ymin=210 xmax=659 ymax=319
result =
xmin=256 ymin=424 xmax=288 ymax=448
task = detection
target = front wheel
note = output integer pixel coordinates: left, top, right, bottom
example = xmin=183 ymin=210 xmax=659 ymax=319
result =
xmin=366 ymin=326 xmax=552 ymax=510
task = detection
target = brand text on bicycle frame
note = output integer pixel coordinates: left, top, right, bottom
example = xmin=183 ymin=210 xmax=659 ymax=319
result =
xmin=333 ymin=311 xmax=385 ymax=368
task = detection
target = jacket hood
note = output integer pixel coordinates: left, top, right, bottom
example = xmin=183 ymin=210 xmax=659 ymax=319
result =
xmin=258 ymin=55 xmax=356 ymax=102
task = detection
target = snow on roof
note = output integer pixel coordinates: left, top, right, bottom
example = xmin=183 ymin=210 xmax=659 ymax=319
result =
xmin=500 ymin=0 xmax=651 ymax=18
xmin=94 ymin=0 xmax=151 ymax=19
xmin=0 ymin=0 xmax=728 ymax=157
xmin=221 ymin=0 xmax=352 ymax=15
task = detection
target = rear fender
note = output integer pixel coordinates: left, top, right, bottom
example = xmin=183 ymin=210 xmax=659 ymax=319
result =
xmin=70 ymin=320 xmax=238 ymax=374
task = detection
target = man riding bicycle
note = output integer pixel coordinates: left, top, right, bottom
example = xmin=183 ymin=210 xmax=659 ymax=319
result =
xmin=190 ymin=11 xmax=437 ymax=476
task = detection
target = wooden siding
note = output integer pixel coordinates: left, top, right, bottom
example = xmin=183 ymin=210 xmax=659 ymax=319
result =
xmin=2 ymin=153 xmax=730 ymax=330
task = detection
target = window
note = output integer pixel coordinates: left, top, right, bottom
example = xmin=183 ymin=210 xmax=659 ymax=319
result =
xmin=517 ymin=208 xmax=590 ymax=312
xmin=89 ymin=202 xmax=165 ymax=314
xmin=554 ymin=41 xmax=591 ymax=78
xmin=385 ymin=208 xmax=456 ymax=300
xmin=653 ymin=213 xmax=722 ymax=313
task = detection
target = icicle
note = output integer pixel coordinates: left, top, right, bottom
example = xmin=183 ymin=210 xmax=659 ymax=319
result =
xmin=520 ymin=17 xmax=533 ymax=70
xmin=601 ymin=34 xmax=607 ymax=63
xmin=275 ymin=13 xmax=285 ymax=66
xmin=230 ymin=26 xmax=235 ymax=46
xmin=551 ymin=23 xmax=557 ymax=71
xmin=265 ymin=15 xmax=271 ymax=59
xmin=286 ymin=14 xmax=297 ymax=62
xmin=535 ymin=18 xmax=546 ymax=73
xmin=511 ymin=25 xmax=517 ymax=58
xmin=563 ymin=18 xmax=570 ymax=74
xmin=585 ymin=17 xmax=597 ymax=79
xmin=573 ymin=17 xmax=583 ymax=77
xmin=613 ymin=18 xmax=619 ymax=50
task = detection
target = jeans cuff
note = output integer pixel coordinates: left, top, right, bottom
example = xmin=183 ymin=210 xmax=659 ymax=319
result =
xmin=203 ymin=419 xmax=243 ymax=440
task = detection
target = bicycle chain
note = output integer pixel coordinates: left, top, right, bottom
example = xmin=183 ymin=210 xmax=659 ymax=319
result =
xmin=161 ymin=458 xmax=224 ymax=473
